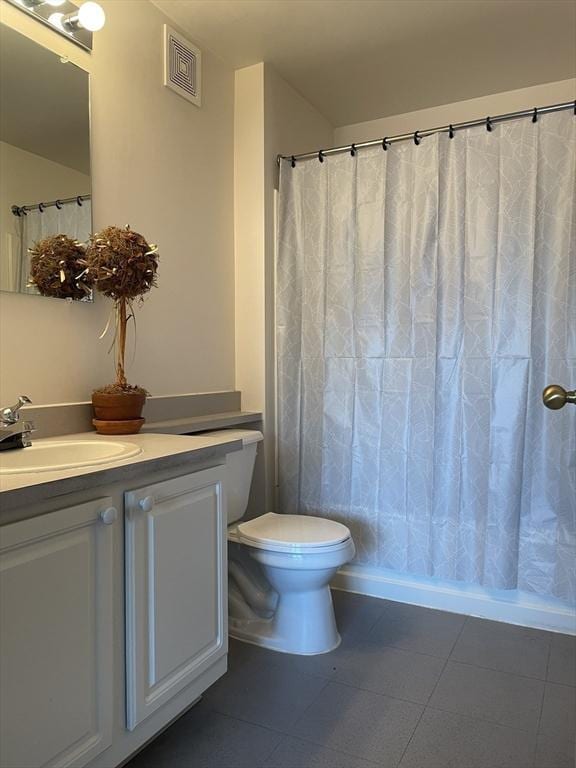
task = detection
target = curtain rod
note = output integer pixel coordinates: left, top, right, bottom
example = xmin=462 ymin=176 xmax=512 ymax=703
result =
xmin=277 ymin=100 xmax=576 ymax=166
xmin=11 ymin=194 xmax=91 ymax=217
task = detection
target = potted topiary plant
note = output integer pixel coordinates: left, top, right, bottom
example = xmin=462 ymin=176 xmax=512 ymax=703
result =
xmin=28 ymin=234 xmax=91 ymax=300
xmin=82 ymin=225 xmax=159 ymax=434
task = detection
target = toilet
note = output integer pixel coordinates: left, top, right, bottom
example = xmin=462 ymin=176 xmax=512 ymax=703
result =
xmin=202 ymin=429 xmax=355 ymax=655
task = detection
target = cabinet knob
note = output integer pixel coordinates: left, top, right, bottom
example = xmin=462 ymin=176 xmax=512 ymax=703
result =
xmin=138 ymin=496 xmax=154 ymax=513
xmin=99 ymin=507 xmax=118 ymax=525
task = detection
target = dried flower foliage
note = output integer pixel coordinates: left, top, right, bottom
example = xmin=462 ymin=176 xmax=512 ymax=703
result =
xmin=28 ymin=234 xmax=88 ymax=300
xmin=93 ymin=383 xmax=149 ymax=396
xmin=83 ymin=225 xmax=159 ymax=300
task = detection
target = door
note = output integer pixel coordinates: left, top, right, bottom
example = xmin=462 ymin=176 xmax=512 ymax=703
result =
xmin=0 ymin=498 xmax=115 ymax=768
xmin=124 ymin=467 xmax=227 ymax=730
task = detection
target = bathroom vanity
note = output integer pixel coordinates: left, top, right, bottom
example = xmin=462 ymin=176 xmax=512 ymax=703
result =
xmin=0 ymin=432 xmax=241 ymax=768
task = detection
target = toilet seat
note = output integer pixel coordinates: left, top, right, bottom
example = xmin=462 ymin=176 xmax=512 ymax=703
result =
xmin=237 ymin=512 xmax=351 ymax=554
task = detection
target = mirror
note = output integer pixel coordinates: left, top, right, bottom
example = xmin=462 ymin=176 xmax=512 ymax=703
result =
xmin=0 ymin=24 xmax=92 ymax=300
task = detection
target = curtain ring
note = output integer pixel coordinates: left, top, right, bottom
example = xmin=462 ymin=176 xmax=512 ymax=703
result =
xmin=11 ymin=205 xmax=21 ymax=217
xmin=382 ymin=137 xmax=389 ymax=151
xmin=531 ymin=108 xmax=538 ymax=124
xmin=413 ymin=131 xmax=421 ymax=146
xmin=448 ymin=124 xmax=455 ymax=139
xmin=350 ymin=144 xmax=356 ymax=157
xmin=486 ymin=116 xmax=493 ymax=132
xmin=38 ymin=202 xmax=45 ymax=212
xmin=76 ymin=196 xmax=83 ymax=206
xmin=318 ymin=150 xmax=324 ymax=163
xmin=55 ymin=199 xmax=63 ymax=209
xmin=20 ymin=206 xmax=28 ymax=216
xmin=291 ymin=155 xmax=296 ymax=168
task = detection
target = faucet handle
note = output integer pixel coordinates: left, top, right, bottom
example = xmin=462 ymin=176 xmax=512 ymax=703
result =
xmin=1 ymin=395 xmax=32 ymax=425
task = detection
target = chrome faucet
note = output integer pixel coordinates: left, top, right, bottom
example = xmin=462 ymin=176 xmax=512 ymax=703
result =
xmin=0 ymin=395 xmax=35 ymax=450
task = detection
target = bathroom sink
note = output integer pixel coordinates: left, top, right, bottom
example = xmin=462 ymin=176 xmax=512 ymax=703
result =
xmin=0 ymin=440 xmax=142 ymax=475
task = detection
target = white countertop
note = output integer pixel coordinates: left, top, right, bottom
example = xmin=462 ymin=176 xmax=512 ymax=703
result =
xmin=0 ymin=431 xmax=242 ymax=512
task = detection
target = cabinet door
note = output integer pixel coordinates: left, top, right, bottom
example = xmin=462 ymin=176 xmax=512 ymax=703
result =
xmin=125 ymin=467 xmax=227 ymax=729
xmin=0 ymin=498 xmax=114 ymax=768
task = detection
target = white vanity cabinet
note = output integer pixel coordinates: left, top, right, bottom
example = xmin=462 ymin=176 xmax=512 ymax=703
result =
xmin=124 ymin=467 xmax=227 ymax=729
xmin=0 ymin=498 xmax=115 ymax=768
xmin=0 ymin=451 xmax=231 ymax=768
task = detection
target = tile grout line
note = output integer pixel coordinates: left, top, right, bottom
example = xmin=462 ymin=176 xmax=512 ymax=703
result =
xmin=281 ymin=674 xmax=332 ymax=730
xmin=340 ymin=638 xmax=560 ymax=685
xmin=395 ymin=613 xmax=470 ymax=767
xmin=534 ymin=639 xmax=553 ymax=748
xmin=361 ymin=636 xmax=465 ymax=663
xmin=343 ymin=596 xmax=393 ymax=638
xmin=325 ymin=676 xmax=435 ymax=708
xmin=202 ymin=658 xmax=333 ymax=738
xmin=257 ymin=731 xmax=290 ymax=767
xmin=418 ymin=701 xmax=544 ymax=738
xmin=442 ymin=656 xmax=554 ymax=684
xmin=326 ymin=677 xmax=561 ymax=739
xmin=200 ymin=699 xmax=292 ymax=737
xmin=544 ymin=634 xmax=552 ymax=683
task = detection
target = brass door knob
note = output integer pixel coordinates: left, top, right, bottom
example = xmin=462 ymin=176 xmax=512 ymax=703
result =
xmin=542 ymin=385 xmax=576 ymax=410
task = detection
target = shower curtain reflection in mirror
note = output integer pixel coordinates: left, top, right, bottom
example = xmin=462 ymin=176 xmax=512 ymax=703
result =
xmin=16 ymin=200 xmax=92 ymax=295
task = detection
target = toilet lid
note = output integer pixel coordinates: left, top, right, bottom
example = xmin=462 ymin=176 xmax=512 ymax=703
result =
xmin=237 ymin=513 xmax=350 ymax=549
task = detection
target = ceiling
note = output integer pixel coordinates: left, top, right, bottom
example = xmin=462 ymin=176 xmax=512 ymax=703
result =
xmin=152 ymin=0 xmax=576 ymax=127
xmin=0 ymin=24 xmax=90 ymax=174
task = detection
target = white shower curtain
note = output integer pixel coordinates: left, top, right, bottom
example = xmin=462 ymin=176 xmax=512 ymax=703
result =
xmin=19 ymin=200 xmax=92 ymax=294
xmin=276 ymin=110 xmax=575 ymax=603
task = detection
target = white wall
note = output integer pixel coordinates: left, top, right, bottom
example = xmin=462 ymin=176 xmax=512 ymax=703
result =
xmin=0 ymin=141 xmax=90 ymax=292
xmin=0 ymin=0 xmax=235 ymax=406
xmin=234 ymin=63 xmax=333 ymax=511
xmin=234 ymin=63 xmax=333 ymax=412
xmin=335 ymin=78 xmax=576 ymax=144
xmin=234 ymin=64 xmax=266 ymax=416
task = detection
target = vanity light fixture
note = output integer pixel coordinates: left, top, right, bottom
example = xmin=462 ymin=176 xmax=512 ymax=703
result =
xmin=7 ymin=0 xmax=105 ymax=51
xmin=17 ymin=0 xmax=66 ymax=7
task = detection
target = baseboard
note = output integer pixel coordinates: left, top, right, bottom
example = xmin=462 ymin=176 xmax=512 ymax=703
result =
xmin=332 ymin=565 xmax=576 ymax=635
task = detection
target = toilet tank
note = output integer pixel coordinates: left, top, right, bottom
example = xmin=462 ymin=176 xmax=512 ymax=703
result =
xmin=200 ymin=429 xmax=263 ymax=524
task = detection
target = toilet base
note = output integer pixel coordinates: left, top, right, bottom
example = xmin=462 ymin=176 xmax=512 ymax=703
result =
xmin=228 ymin=594 xmax=341 ymax=656
xmin=230 ymin=624 xmax=342 ymax=656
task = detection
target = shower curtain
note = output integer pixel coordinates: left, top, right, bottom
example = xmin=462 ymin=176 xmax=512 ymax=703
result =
xmin=276 ymin=110 xmax=575 ymax=603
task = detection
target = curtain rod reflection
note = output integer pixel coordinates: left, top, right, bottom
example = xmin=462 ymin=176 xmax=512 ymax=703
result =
xmin=11 ymin=195 xmax=91 ymax=217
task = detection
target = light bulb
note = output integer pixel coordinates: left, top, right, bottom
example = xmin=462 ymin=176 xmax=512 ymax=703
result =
xmin=48 ymin=11 xmax=66 ymax=30
xmin=77 ymin=1 xmax=105 ymax=32
xmin=45 ymin=0 xmax=66 ymax=6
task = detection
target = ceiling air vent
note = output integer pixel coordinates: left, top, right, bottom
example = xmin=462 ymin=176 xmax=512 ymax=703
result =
xmin=163 ymin=25 xmax=202 ymax=107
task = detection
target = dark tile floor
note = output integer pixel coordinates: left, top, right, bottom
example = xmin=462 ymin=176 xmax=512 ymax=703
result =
xmin=126 ymin=590 xmax=576 ymax=768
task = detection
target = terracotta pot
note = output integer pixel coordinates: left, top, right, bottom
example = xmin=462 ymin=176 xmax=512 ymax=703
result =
xmin=92 ymin=392 xmax=146 ymax=435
